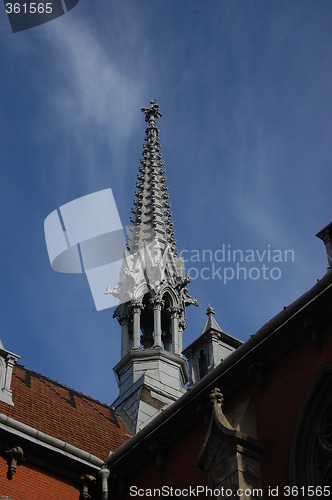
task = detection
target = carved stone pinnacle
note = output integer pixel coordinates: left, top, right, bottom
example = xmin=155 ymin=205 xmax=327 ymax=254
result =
xmin=141 ymin=100 xmax=162 ymax=122
xmin=210 ymin=387 xmax=224 ymax=408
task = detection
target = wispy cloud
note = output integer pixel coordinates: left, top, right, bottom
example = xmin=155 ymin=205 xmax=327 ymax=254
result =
xmin=32 ymin=11 xmax=150 ymax=204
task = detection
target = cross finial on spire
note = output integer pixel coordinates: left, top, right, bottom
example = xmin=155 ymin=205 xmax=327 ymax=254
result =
xmin=141 ymin=99 xmax=162 ymax=123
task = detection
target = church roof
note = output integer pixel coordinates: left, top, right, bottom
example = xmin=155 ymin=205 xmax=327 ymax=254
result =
xmin=0 ymin=364 xmax=130 ymax=461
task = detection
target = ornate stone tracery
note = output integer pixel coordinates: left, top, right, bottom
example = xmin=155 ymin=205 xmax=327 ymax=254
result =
xmin=291 ymin=365 xmax=332 ymax=488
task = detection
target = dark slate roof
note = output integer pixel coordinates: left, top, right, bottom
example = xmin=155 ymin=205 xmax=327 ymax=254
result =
xmin=0 ymin=364 xmax=130 ymax=460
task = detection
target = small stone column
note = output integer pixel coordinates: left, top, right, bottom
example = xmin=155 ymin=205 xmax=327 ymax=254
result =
xmin=131 ymin=301 xmax=143 ymax=349
xmin=118 ymin=314 xmax=130 ymax=358
xmin=170 ymin=307 xmax=180 ymax=355
xmin=185 ymin=348 xmax=196 ymax=385
xmin=178 ymin=316 xmax=185 ymax=355
xmin=151 ymin=298 xmax=164 ymax=348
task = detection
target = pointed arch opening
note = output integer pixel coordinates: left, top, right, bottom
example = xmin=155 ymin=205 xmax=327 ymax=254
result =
xmin=140 ymin=293 xmax=154 ymax=348
xmin=199 ymin=349 xmax=209 ymax=379
xmin=161 ymin=294 xmax=172 ymax=351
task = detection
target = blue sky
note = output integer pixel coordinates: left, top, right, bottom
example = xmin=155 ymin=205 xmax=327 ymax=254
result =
xmin=1 ymin=0 xmax=331 ymax=404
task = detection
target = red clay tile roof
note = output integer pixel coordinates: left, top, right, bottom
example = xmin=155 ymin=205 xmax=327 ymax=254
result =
xmin=0 ymin=364 xmax=130 ymax=460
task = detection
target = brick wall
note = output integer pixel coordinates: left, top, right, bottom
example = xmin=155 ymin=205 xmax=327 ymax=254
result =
xmin=123 ymin=424 xmax=207 ymax=499
xmin=0 ymin=456 xmax=80 ymax=500
xmin=223 ymin=321 xmax=332 ymax=496
xmin=255 ymin=322 xmax=332 ymax=494
xmin=121 ymin=321 xmax=332 ymax=498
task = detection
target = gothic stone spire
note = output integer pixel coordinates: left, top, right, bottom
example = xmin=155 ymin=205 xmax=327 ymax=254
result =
xmin=112 ymin=102 xmax=200 ymax=433
xmin=128 ymin=100 xmax=177 ymax=256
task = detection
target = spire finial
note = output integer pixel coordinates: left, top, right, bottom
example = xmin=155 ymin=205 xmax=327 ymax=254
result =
xmin=206 ymin=304 xmax=215 ymax=316
xmin=141 ymin=99 xmax=162 ymax=123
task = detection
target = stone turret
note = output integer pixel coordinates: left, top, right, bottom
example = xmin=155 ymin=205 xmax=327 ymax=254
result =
xmin=183 ymin=305 xmax=242 ymax=386
xmin=112 ymin=101 xmax=197 ymax=434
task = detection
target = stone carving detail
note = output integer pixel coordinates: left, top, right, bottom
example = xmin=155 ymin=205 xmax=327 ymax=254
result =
xmin=80 ymin=474 xmax=96 ymax=500
xmin=196 ymin=389 xmax=265 ymax=499
xmin=210 ymin=386 xmax=224 ymax=407
xmin=150 ymin=298 xmax=165 ymax=311
xmin=3 ymin=446 xmax=24 ymax=479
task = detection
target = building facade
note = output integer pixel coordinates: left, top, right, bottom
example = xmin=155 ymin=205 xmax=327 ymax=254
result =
xmin=1 ymin=102 xmax=332 ymax=499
